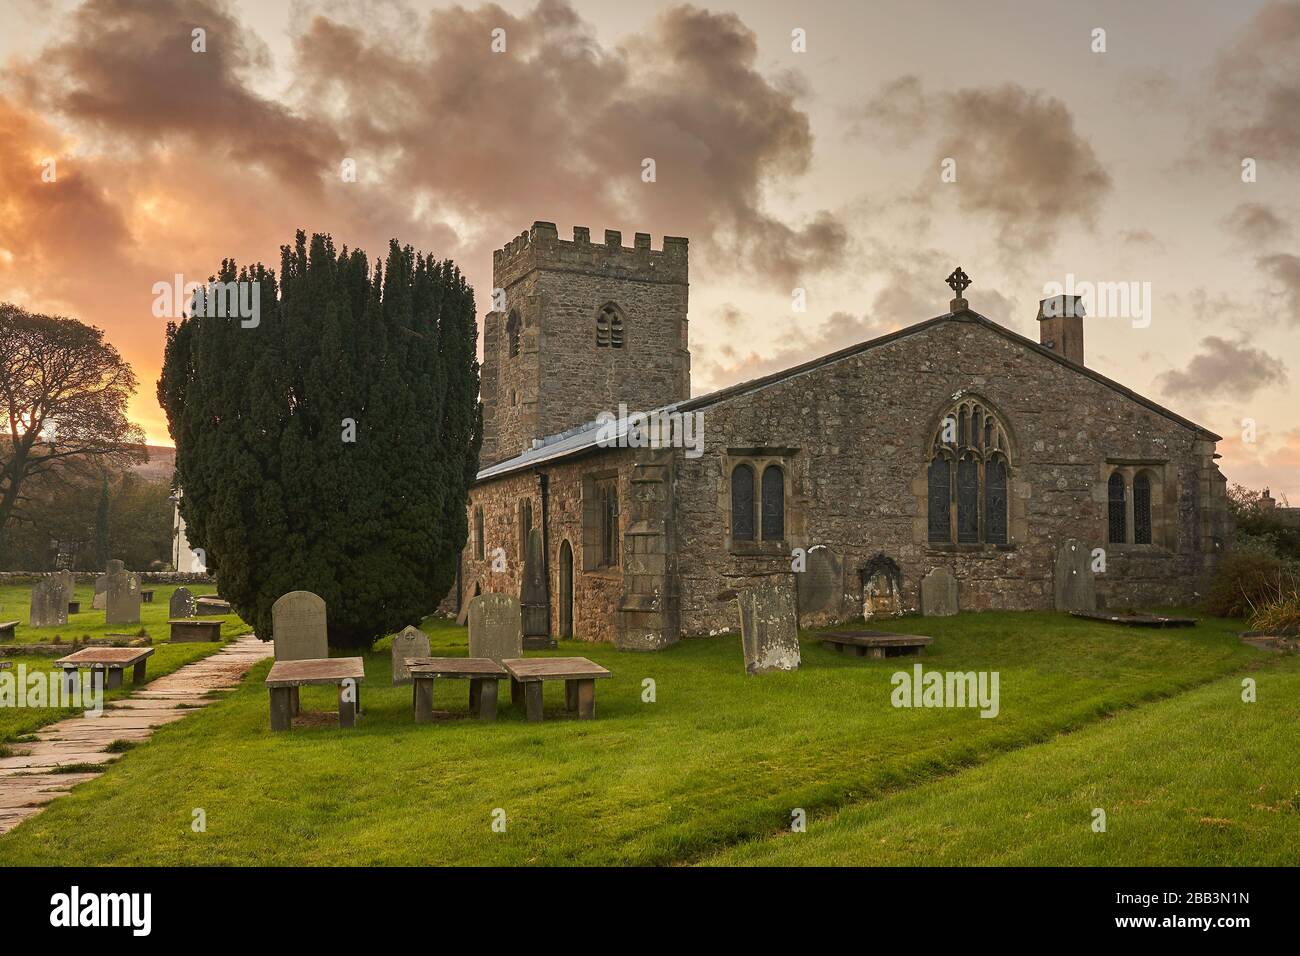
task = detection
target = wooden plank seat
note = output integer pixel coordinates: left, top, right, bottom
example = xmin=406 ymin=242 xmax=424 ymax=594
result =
xmin=821 ymin=630 xmax=934 ymax=659
xmin=54 ymin=647 xmax=155 ymax=690
xmin=406 ymin=658 xmax=508 ymax=723
xmin=501 ymin=657 xmax=612 ymax=722
xmin=264 ymin=657 xmax=365 ymax=731
xmin=169 ymin=619 xmax=223 ymax=643
xmin=0 ymin=621 xmax=17 ymax=641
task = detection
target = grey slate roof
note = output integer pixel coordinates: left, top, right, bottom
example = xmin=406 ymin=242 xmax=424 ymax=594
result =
xmin=475 ymin=308 xmax=1221 ymax=483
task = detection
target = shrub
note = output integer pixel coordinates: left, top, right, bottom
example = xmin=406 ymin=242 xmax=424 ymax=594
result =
xmin=1204 ymin=553 xmax=1286 ymax=618
xmin=1247 ymin=587 xmax=1300 ymax=635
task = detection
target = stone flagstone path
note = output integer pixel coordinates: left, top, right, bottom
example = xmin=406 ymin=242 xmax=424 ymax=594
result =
xmin=0 ymin=635 xmax=271 ymax=835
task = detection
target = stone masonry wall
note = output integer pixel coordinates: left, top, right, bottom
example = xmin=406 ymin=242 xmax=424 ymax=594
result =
xmin=669 ymin=315 xmax=1226 ymax=638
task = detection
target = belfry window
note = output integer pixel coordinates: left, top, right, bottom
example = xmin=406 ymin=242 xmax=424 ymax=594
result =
xmin=597 ymin=304 xmax=624 ymax=348
xmin=927 ymin=399 xmax=1012 ymax=545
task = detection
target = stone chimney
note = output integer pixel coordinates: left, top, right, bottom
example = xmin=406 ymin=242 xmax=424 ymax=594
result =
xmin=1037 ymin=294 xmax=1085 ymax=365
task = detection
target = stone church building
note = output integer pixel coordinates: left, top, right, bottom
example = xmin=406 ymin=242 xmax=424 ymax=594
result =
xmin=451 ymin=220 xmax=1230 ymax=649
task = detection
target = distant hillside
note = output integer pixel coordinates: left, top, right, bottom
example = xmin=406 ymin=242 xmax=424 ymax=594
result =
xmin=131 ymin=445 xmax=176 ymax=483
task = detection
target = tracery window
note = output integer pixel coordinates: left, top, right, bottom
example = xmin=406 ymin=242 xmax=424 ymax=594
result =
xmin=927 ymin=398 xmax=1012 ymax=545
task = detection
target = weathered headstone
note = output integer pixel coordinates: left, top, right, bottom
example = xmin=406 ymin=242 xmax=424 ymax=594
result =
xmin=170 ymin=586 xmax=197 ymax=619
xmin=736 ymin=580 xmax=801 ymax=675
xmin=54 ymin=570 xmax=75 ymax=609
xmin=29 ymin=576 xmax=68 ymax=627
xmin=796 ymin=546 xmax=843 ymax=626
xmin=1054 ymin=538 xmax=1096 ymax=611
xmin=861 ymin=553 xmax=904 ymax=618
xmin=272 ymin=591 xmax=328 ymax=661
xmin=468 ymin=593 xmax=523 ymax=662
xmin=105 ymin=565 xmax=142 ymax=626
xmin=92 ymin=566 xmax=112 ymax=610
xmin=520 ymin=527 xmax=549 ymax=647
xmin=391 ymin=625 xmax=431 ymax=685
xmin=920 ymin=567 xmax=959 ymax=617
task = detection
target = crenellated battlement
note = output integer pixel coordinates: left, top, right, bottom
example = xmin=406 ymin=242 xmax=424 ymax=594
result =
xmin=493 ymin=221 xmax=689 ymax=290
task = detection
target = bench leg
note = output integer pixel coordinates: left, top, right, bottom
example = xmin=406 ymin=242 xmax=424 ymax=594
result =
xmin=290 ymin=686 xmax=300 ymax=716
xmin=104 ymin=667 xmax=123 ymax=691
xmin=469 ymin=678 xmax=482 ymax=714
xmin=269 ymin=687 xmax=293 ymax=731
xmin=338 ymin=681 xmax=358 ymax=728
xmin=577 ymin=679 xmax=596 ymax=719
xmin=132 ymin=660 xmax=147 ymax=684
xmin=850 ymin=645 xmax=867 ymax=657
xmin=414 ymin=679 xmax=434 ymax=723
xmin=62 ymin=668 xmax=78 ymax=697
xmin=479 ymin=679 xmax=498 ymax=722
xmin=867 ymin=646 xmax=886 ymax=659
xmin=524 ymin=682 xmax=544 ymax=723
xmin=564 ymin=679 xmax=578 ymax=712
xmin=510 ymin=677 xmax=522 ymax=706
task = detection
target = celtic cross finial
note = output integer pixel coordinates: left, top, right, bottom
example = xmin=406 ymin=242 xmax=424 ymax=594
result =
xmin=946 ymin=267 xmax=971 ymax=310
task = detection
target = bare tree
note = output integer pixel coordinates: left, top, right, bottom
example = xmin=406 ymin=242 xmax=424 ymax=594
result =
xmin=0 ymin=303 xmax=146 ymax=560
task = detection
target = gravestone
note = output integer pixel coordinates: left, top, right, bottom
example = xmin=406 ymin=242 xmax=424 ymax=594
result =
xmin=736 ymin=580 xmax=801 ymax=675
xmin=1053 ymin=538 xmax=1096 ymax=611
xmin=519 ymin=527 xmax=551 ymax=648
xmin=796 ymin=546 xmax=843 ymax=626
xmin=272 ymin=591 xmax=328 ymax=660
xmin=391 ymin=625 xmax=431 ymax=685
xmin=468 ymin=593 xmax=523 ymax=662
xmin=105 ymin=565 xmax=142 ymax=625
xmin=55 ymin=570 xmax=75 ymax=610
xmin=920 ymin=567 xmax=959 ymax=617
xmin=861 ymin=553 xmax=904 ymax=618
xmin=29 ymin=576 xmax=68 ymax=627
xmin=170 ymin=586 xmax=197 ymax=619
xmin=92 ymin=563 xmax=117 ymax=610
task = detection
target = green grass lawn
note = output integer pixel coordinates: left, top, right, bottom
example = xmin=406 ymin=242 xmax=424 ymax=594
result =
xmin=704 ymin=662 xmax=1300 ymax=866
xmin=0 ymin=607 xmax=1281 ymax=866
xmin=0 ymin=582 xmax=248 ymax=742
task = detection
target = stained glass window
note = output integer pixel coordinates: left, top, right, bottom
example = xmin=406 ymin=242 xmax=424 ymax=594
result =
xmin=985 ymin=458 xmax=1008 ymax=544
xmin=1134 ymin=472 xmax=1152 ymax=544
xmin=928 ymin=456 xmax=951 ymax=542
xmin=761 ymin=465 xmax=785 ymax=541
xmin=1108 ymin=472 xmax=1127 ymax=544
xmin=731 ymin=464 xmax=755 ymax=542
xmin=957 ymin=455 xmax=980 ymax=543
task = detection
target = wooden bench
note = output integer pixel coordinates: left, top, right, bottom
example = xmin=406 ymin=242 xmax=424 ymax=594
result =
xmin=169 ymin=619 xmax=223 ymax=643
xmin=54 ymin=647 xmax=155 ymax=691
xmin=407 ymin=658 xmax=508 ymax=723
xmin=140 ymin=589 xmax=155 ymax=604
xmin=264 ymin=657 xmax=365 ymax=731
xmin=0 ymin=621 xmax=17 ymax=641
xmin=821 ymin=630 xmax=934 ymax=659
xmin=502 ymin=658 xmax=612 ymax=722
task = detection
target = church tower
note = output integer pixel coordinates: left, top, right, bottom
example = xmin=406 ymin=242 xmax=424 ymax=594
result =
xmin=479 ymin=221 xmax=690 ymax=466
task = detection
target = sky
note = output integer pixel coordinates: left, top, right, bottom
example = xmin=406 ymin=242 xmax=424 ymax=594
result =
xmin=1 ymin=0 xmax=1297 ymax=499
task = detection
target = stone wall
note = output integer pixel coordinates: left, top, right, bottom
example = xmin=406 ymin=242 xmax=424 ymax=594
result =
xmin=668 ymin=314 xmax=1226 ymax=637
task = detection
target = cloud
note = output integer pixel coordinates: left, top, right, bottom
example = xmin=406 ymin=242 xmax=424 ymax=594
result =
xmin=1155 ymin=335 xmax=1289 ymax=399
xmin=1207 ymin=1 xmax=1300 ymax=170
xmin=1222 ymin=202 xmax=1293 ymax=245
xmin=1257 ymin=253 xmax=1300 ymax=324
xmin=696 ymin=311 xmax=893 ymax=388
xmin=852 ymin=77 xmax=1111 ymax=257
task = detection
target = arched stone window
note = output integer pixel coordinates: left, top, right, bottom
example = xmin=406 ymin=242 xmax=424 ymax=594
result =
xmin=926 ymin=397 xmax=1013 ymax=545
xmin=1107 ymin=472 xmax=1127 ymax=544
xmin=1133 ymin=471 xmax=1153 ymax=545
xmin=506 ymin=310 xmax=521 ymax=358
xmin=761 ymin=465 xmax=785 ymax=540
xmin=596 ymin=303 xmax=625 ymax=348
xmin=731 ymin=464 xmax=755 ymax=541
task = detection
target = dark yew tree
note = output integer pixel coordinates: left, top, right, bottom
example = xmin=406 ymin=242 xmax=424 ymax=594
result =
xmin=158 ymin=231 xmax=482 ymax=649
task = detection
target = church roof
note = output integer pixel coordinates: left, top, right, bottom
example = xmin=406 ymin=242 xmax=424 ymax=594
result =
xmin=475 ymin=308 xmax=1220 ymax=483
